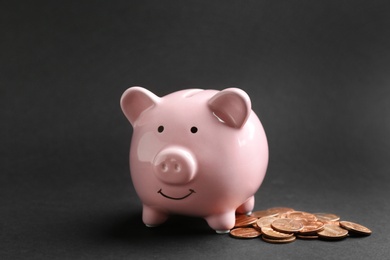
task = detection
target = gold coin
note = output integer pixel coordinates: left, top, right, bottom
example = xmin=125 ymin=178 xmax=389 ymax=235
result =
xmin=262 ymin=235 xmax=296 ymax=244
xmin=339 ymin=221 xmax=372 ymax=236
xmin=271 ymin=218 xmax=303 ymax=233
xmin=234 ymin=215 xmax=258 ymax=227
xmin=261 ymin=227 xmax=294 ymax=239
xmin=314 ymin=213 xmax=340 ymax=222
xmin=230 ymin=227 xmax=262 ymax=239
xmin=317 ymin=224 xmax=348 ymax=240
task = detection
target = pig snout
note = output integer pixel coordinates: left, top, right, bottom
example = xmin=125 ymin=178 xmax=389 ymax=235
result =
xmin=153 ymin=146 xmax=197 ymax=185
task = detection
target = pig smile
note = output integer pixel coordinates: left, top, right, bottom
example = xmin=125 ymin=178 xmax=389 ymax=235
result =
xmin=158 ymin=189 xmax=195 ymax=200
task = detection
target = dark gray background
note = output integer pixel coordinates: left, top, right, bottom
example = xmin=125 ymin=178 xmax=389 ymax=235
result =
xmin=1 ymin=0 xmax=390 ymax=259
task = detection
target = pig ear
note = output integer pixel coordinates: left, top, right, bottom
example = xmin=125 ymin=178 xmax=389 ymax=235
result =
xmin=120 ymin=86 xmax=160 ymax=125
xmin=208 ymin=88 xmax=251 ymax=128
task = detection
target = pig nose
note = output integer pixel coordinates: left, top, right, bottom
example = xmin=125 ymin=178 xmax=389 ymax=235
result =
xmin=153 ymin=146 xmax=197 ymax=185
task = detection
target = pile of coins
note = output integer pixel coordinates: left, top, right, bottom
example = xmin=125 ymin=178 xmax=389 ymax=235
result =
xmin=230 ymin=207 xmax=372 ymax=243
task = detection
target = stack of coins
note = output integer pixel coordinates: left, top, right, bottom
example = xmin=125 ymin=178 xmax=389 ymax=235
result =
xmin=229 ymin=207 xmax=372 ymax=243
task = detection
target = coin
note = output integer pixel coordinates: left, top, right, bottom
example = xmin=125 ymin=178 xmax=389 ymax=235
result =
xmin=230 ymin=227 xmax=262 ymax=239
xmin=261 ymin=227 xmax=294 ymax=239
xmin=339 ymin=221 xmax=372 ymax=236
xmin=282 ymin=211 xmax=318 ymax=222
xmin=251 ymin=210 xmax=278 ymax=218
xmin=317 ymin=224 xmax=348 ymax=240
xmin=296 ymin=234 xmax=319 ymax=240
xmin=314 ymin=213 xmax=340 ymax=222
xmin=320 ymin=221 xmax=340 ymax=226
xmin=252 ymin=207 xmax=295 ymax=218
xmin=271 ymin=218 xmax=303 ymax=233
xmin=256 ymin=216 xmax=278 ymax=229
xmin=234 ymin=215 xmax=258 ymax=227
xmin=264 ymin=207 xmax=295 ymax=216
xmin=231 ymin=207 xmax=371 ymax=244
xmin=298 ymin=221 xmax=324 ymax=234
xmin=262 ymin=235 xmax=296 ymax=244
xmin=252 ymin=221 xmax=261 ymax=231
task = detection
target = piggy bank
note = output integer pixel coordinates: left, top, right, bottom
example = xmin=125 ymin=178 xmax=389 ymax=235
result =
xmin=120 ymin=87 xmax=268 ymax=233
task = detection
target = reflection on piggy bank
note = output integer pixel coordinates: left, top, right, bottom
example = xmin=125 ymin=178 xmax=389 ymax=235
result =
xmin=120 ymin=87 xmax=268 ymax=233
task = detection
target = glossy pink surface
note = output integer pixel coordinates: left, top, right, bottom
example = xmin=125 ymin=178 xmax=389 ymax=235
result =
xmin=121 ymin=87 xmax=268 ymax=233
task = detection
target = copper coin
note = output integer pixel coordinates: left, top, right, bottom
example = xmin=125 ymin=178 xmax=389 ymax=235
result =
xmin=282 ymin=211 xmax=318 ymax=222
xmin=252 ymin=222 xmax=261 ymax=231
xmin=251 ymin=210 xmax=278 ymax=219
xmin=298 ymin=220 xmax=324 ymax=234
xmin=262 ymin=235 xmax=296 ymax=244
xmin=256 ymin=216 xmax=278 ymax=229
xmin=339 ymin=221 xmax=372 ymax=236
xmin=296 ymin=234 xmax=319 ymax=240
xmin=230 ymin=207 xmax=371 ymax=244
xmin=230 ymin=227 xmax=262 ymax=239
xmin=314 ymin=213 xmax=340 ymax=222
xmin=265 ymin=207 xmax=295 ymax=216
xmin=252 ymin=207 xmax=295 ymax=218
xmin=317 ymin=224 xmax=348 ymax=240
xmin=261 ymin=227 xmax=294 ymax=239
xmin=321 ymin=220 xmax=340 ymax=226
xmin=235 ymin=215 xmax=258 ymax=227
xmin=271 ymin=218 xmax=303 ymax=233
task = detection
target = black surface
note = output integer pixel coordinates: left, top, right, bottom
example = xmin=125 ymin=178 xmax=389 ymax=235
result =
xmin=2 ymin=1 xmax=390 ymax=259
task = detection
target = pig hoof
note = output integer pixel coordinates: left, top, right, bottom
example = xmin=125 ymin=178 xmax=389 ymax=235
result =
xmin=145 ymin=224 xmax=159 ymax=228
xmin=215 ymin=230 xmax=230 ymax=234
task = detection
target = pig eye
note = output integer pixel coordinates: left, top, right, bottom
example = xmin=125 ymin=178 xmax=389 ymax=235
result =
xmin=157 ymin=125 xmax=164 ymax=133
xmin=190 ymin=126 xmax=198 ymax=134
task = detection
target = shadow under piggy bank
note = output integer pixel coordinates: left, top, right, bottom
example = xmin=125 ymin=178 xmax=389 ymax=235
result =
xmin=97 ymin=211 xmax=216 ymax=243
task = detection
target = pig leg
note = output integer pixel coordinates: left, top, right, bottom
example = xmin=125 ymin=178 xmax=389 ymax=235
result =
xmin=236 ymin=196 xmax=255 ymax=215
xmin=142 ymin=205 xmax=168 ymax=227
xmin=205 ymin=211 xmax=236 ymax=234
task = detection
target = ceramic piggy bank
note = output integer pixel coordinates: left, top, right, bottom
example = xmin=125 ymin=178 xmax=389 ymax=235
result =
xmin=120 ymin=87 xmax=268 ymax=233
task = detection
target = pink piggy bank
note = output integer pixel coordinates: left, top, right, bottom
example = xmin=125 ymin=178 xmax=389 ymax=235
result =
xmin=120 ymin=87 xmax=268 ymax=233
